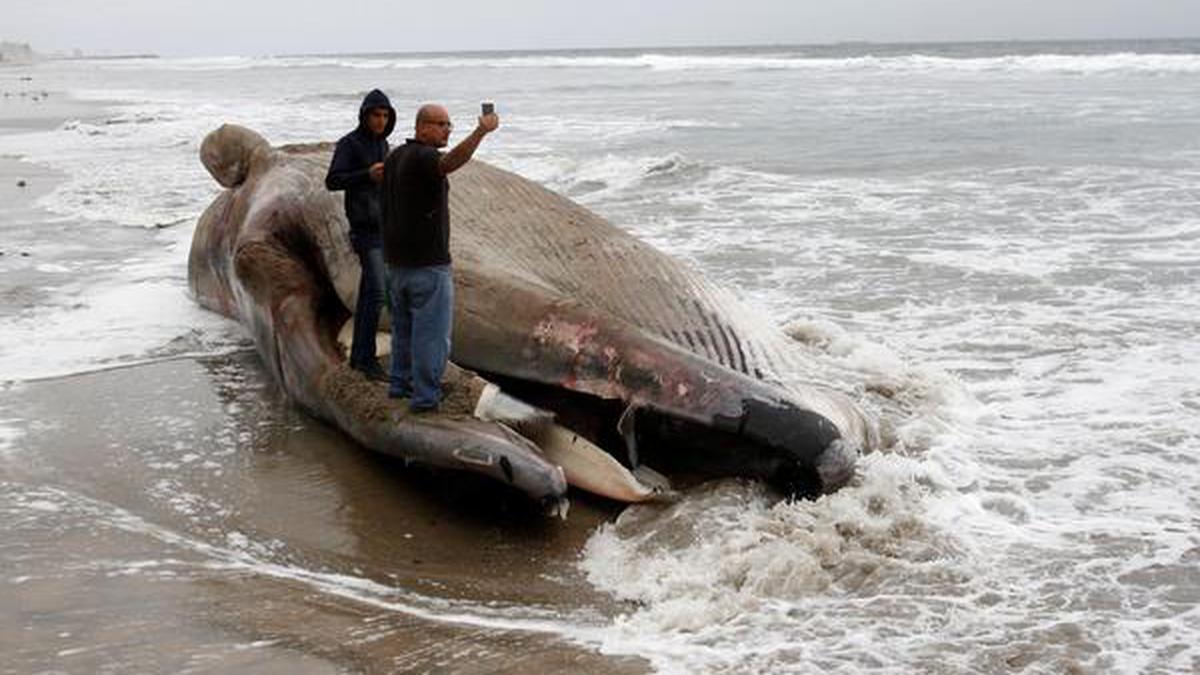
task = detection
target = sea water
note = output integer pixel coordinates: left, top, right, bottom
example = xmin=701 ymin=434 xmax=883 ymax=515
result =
xmin=1 ymin=40 xmax=1198 ymax=672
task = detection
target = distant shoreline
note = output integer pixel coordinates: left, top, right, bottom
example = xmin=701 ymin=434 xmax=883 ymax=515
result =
xmin=48 ymin=54 xmax=160 ymax=61
xmin=283 ymin=35 xmax=1200 ymax=61
xmin=7 ymin=36 xmax=1198 ymax=63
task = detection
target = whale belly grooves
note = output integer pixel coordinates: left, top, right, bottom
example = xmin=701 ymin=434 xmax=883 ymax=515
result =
xmin=449 ymin=162 xmax=878 ymax=450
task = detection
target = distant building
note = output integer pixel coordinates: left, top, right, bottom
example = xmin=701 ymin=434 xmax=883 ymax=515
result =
xmin=0 ymin=42 xmax=37 ymax=64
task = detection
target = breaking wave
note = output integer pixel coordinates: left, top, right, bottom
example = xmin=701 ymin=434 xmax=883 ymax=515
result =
xmin=82 ymin=51 xmax=1200 ymax=76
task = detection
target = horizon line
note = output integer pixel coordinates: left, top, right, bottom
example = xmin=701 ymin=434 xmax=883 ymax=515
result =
xmin=20 ymin=34 xmax=1200 ymax=61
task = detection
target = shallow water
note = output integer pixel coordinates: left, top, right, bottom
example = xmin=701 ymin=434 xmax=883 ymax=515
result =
xmin=1 ymin=40 xmax=1199 ymax=672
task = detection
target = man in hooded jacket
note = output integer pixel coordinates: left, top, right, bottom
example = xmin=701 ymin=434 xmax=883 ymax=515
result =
xmin=326 ymin=89 xmax=396 ymax=381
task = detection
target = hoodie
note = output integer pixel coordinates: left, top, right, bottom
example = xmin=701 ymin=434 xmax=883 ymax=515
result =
xmin=325 ymin=89 xmax=397 ymax=235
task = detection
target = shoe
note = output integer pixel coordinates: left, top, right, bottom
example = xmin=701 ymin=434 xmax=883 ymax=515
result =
xmin=352 ymin=362 xmax=389 ymax=383
xmin=409 ymin=404 xmax=439 ymax=414
xmin=388 ymin=390 xmax=411 ymax=400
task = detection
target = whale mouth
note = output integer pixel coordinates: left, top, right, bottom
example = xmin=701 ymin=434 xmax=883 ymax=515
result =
xmin=474 ymin=372 xmax=851 ymax=499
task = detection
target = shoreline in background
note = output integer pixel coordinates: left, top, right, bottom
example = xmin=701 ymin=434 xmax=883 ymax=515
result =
xmin=44 ymin=53 xmax=160 ymax=61
xmin=6 ymin=35 xmax=1194 ymax=64
xmin=1 ymin=39 xmax=159 ymax=64
xmin=278 ymin=35 xmax=1200 ymax=61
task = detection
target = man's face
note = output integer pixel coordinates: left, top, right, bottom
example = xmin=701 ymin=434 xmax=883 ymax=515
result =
xmin=417 ymin=108 xmax=452 ymax=148
xmin=366 ymin=107 xmax=389 ymax=136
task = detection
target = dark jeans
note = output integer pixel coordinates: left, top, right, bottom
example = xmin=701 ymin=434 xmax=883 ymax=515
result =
xmin=386 ymin=264 xmax=453 ymax=410
xmin=348 ymin=230 xmax=387 ymax=370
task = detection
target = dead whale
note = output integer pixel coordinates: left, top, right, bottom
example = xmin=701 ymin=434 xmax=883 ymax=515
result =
xmin=188 ymin=124 xmax=878 ymax=512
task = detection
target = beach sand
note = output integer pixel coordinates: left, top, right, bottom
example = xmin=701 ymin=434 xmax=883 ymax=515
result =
xmin=0 ymin=67 xmax=96 ymax=312
xmin=1 ymin=84 xmax=647 ymax=673
xmin=3 ymin=356 xmax=646 ymax=673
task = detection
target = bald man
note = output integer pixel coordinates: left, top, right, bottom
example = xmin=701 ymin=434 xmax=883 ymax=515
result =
xmin=380 ymin=104 xmax=499 ymax=412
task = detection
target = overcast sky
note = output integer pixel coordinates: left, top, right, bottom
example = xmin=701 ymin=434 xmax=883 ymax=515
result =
xmin=6 ymin=0 xmax=1200 ymax=57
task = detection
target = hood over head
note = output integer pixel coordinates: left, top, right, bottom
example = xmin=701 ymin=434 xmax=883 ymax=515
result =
xmin=358 ymin=88 xmax=396 ymax=138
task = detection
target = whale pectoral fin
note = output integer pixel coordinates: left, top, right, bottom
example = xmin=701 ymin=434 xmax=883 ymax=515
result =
xmin=466 ymin=382 xmax=670 ymax=503
xmin=528 ymin=423 xmax=673 ymax=503
xmin=472 ymin=382 xmax=556 ymax=433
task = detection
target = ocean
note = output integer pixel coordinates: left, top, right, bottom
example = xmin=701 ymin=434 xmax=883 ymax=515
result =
xmin=1 ymin=40 xmax=1198 ymax=672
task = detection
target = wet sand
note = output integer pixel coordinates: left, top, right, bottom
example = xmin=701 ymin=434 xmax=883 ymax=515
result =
xmin=1 ymin=353 xmax=649 ymax=673
xmin=0 ymin=79 xmax=648 ymax=673
xmin=0 ymin=69 xmax=112 ymax=318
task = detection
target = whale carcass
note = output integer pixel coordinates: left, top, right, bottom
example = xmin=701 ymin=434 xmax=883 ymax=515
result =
xmin=188 ymin=124 xmax=879 ymax=514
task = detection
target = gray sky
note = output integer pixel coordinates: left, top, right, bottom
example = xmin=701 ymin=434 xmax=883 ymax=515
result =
xmin=7 ymin=0 xmax=1200 ymax=57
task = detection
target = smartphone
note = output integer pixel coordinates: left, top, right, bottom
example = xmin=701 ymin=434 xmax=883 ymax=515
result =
xmin=481 ymin=101 xmax=495 ymax=116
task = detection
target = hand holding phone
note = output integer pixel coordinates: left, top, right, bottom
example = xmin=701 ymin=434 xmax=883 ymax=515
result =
xmin=478 ymin=101 xmax=499 ymax=134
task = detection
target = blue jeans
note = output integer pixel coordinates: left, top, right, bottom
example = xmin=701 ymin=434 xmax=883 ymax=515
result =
xmin=386 ymin=264 xmax=453 ymax=410
xmin=348 ymin=230 xmax=387 ymax=370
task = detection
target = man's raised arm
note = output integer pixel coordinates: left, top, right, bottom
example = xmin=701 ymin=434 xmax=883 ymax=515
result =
xmin=440 ymin=113 xmax=499 ymax=175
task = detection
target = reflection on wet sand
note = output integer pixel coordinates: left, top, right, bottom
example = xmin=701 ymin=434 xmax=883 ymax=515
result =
xmin=0 ymin=354 xmax=648 ymax=673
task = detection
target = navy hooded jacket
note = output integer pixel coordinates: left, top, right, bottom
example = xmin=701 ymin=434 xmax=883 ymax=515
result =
xmin=325 ymin=89 xmax=396 ymax=235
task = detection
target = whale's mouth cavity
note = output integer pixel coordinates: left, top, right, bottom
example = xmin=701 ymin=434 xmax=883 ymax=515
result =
xmin=477 ymin=371 xmax=630 ymax=455
xmin=475 ymin=371 xmax=826 ymax=498
xmin=636 ymin=408 xmax=824 ymax=498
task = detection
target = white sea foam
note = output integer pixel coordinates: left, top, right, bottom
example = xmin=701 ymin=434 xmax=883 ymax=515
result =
xmin=83 ymin=51 xmax=1200 ymax=76
xmin=580 ymin=457 xmax=979 ymax=672
xmin=0 ymin=270 xmax=243 ymax=382
xmin=572 ymin=335 xmax=1003 ymax=672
